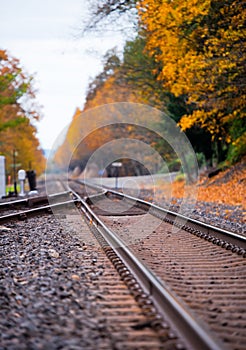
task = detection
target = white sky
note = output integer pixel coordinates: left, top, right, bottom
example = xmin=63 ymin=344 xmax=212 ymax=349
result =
xmin=0 ymin=0 xmax=133 ymax=150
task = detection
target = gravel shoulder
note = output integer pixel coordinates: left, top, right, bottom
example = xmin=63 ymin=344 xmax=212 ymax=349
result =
xmin=0 ymin=211 xmax=164 ymax=350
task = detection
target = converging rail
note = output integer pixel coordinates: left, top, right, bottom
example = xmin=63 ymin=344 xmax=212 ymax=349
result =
xmin=68 ymin=183 xmax=225 ymax=350
xmin=0 ymin=191 xmax=71 ymax=210
xmin=0 ymin=191 xmax=77 ymax=224
xmin=68 ymin=179 xmax=246 ymax=349
xmin=79 ymin=179 xmax=246 ymax=252
xmin=2 ymin=179 xmax=244 ymax=349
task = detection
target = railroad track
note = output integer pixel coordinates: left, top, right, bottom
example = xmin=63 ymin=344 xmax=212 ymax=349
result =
xmin=1 ymin=179 xmax=245 ymax=349
xmin=67 ymin=179 xmax=246 ymax=350
xmin=0 ymin=190 xmax=169 ymax=349
xmin=0 ymin=192 xmax=76 ymax=224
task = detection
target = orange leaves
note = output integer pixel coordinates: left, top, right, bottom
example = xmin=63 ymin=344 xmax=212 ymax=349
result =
xmin=198 ymin=180 xmax=245 ymax=208
xmin=138 ymin=0 xmax=246 ymax=156
xmin=139 ymin=0 xmax=214 ymax=105
xmin=157 ymin=164 xmax=246 ymax=210
xmin=179 ymin=109 xmax=222 ymax=137
xmin=178 ymin=114 xmax=197 ymax=131
xmin=0 ymin=49 xmax=8 ymax=61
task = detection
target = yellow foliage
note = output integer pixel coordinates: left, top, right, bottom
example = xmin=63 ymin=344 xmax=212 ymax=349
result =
xmin=138 ymin=0 xmax=245 ymax=144
xmin=53 ymin=74 xmax=151 ymax=168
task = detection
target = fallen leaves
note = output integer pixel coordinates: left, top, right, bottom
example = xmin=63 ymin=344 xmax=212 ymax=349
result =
xmin=156 ymin=162 xmax=246 ymax=211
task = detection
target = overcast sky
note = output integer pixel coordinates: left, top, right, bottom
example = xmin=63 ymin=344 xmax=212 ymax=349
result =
xmin=0 ymin=0 xmax=133 ymax=150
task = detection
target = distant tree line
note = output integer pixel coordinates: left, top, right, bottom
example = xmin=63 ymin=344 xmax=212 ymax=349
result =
xmin=54 ymin=0 xmax=245 ymax=173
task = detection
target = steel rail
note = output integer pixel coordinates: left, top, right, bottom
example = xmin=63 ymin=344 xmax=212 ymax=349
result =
xmin=69 ymin=185 xmax=225 ymax=350
xmin=0 ymin=191 xmax=71 ymax=210
xmin=79 ymin=179 xmax=246 ymax=250
xmin=0 ymin=198 xmax=78 ymax=224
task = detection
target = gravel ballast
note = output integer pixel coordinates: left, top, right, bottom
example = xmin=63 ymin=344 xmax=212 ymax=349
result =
xmin=0 ymin=212 xmax=164 ymax=350
xmin=1 ymin=215 xmax=107 ymax=349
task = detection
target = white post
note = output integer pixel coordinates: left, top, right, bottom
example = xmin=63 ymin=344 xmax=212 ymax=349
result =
xmin=18 ymin=169 xmax=26 ymax=197
xmin=0 ymin=156 xmax=6 ymax=198
xmin=112 ymin=162 xmax=122 ymax=189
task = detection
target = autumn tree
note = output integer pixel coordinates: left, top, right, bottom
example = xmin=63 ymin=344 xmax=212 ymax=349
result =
xmin=102 ymin=36 xmax=215 ymax=165
xmin=0 ymin=49 xmax=45 ymax=176
xmin=0 ymin=50 xmax=40 ymax=127
xmin=53 ymin=52 xmax=140 ymax=172
xmin=54 ymin=47 xmax=180 ymax=175
xmin=80 ymin=0 xmax=246 ymax=164
xmin=118 ymin=35 xmax=167 ymax=110
xmin=138 ymin=0 xmax=246 ymax=163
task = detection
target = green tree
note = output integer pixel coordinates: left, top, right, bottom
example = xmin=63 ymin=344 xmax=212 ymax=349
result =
xmin=0 ymin=49 xmax=45 ymax=176
xmin=0 ymin=50 xmax=40 ymax=130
